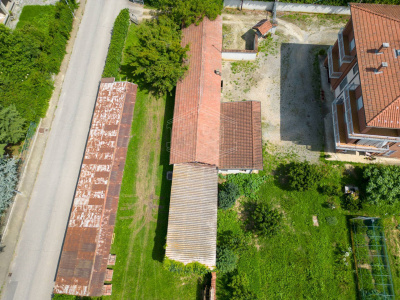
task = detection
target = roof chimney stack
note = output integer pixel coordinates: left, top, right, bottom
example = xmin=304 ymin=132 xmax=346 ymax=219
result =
xmin=382 ymin=62 xmax=388 ymax=67
xmin=376 ymin=43 xmax=390 ymax=54
xmin=383 ymin=43 xmax=390 ymax=48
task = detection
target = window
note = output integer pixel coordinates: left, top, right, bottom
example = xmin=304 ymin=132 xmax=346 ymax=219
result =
xmin=339 ymin=76 xmax=348 ymax=91
xmin=350 ymin=39 xmax=355 ymax=52
xmin=357 ymin=96 xmax=363 ymax=110
xmin=352 ymin=63 xmax=359 ymax=75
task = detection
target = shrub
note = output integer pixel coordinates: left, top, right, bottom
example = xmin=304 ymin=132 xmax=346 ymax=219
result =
xmin=364 ymin=164 xmax=400 ymax=206
xmin=228 ymin=272 xmax=259 ymax=300
xmin=249 ymin=202 xmax=282 ymax=237
xmin=0 ymin=156 xmax=18 ymax=214
xmin=225 ymin=173 xmax=266 ymax=200
xmin=163 ymin=257 xmax=210 ymax=276
xmin=102 ymin=9 xmax=130 ymax=78
xmin=342 ymin=193 xmax=361 ymax=211
xmin=219 ymin=182 xmax=239 ymax=209
xmin=325 ymin=216 xmax=338 ymax=226
xmin=126 ymin=16 xmax=189 ymax=94
xmin=319 ymin=183 xmax=341 ymax=196
xmin=218 ymin=230 xmax=252 ymax=252
xmin=0 ymin=105 xmax=26 ymax=155
xmin=287 ymin=161 xmax=320 ymax=191
xmin=217 ymin=247 xmax=238 ymax=273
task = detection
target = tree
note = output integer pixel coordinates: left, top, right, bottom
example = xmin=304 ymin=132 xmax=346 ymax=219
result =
xmin=219 ymin=182 xmax=240 ymax=209
xmin=0 ymin=105 xmax=26 ymax=155
xmin=0 ymin=156 xmax=18 ymax=213
xmin=156 ymin=0 xmax=223 ymax=26
xmin=250 ymin=202 xmax=282 ymax=237
xmin=364 ymin=164 xmax=400 ymax=205
xmin=287 ymin=161 xmax=320 ymax=191
xmin=126 ymin=16 xmax=189 ymax=94
xmin=217 ymin=247 xmax=238 ymax=273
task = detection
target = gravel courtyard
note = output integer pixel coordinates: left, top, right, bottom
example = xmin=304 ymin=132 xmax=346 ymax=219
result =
xmin=221 ymin=10 xmax=349 ymax=162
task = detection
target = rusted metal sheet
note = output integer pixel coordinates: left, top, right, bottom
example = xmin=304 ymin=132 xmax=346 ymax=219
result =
xmin=54 ymin=79 xmax=137 ymax=296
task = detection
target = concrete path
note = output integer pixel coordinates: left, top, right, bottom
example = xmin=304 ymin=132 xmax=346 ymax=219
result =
xmin=1 ymin=1 xmax=138 ymax=299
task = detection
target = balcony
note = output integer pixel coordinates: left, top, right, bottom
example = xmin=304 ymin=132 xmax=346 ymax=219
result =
xmin=338 ymin=28 xmax=354 ymax=66
xmin=328 ymin=45 xmax=342 ymax=79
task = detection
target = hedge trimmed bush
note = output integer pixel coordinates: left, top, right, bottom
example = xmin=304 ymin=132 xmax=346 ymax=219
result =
xmin=103 ymin=9 xmax=130 ymax=78
xmin=163 ymin=257 xmax=210 ymax=276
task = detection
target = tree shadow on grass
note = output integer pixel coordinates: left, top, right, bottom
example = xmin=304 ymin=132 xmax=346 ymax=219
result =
xmin=151 ymin=89 xmax=175 ymax=262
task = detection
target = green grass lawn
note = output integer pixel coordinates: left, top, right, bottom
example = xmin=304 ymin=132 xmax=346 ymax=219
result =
xmin=217 ymin=147 xmax=400 ymax=299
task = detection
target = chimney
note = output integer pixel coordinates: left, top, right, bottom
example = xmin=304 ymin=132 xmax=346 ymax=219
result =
xmin=376 ymin=43 xmax=390 ymax=54
xmin=374 ymin=62 xmax=388 ymax=74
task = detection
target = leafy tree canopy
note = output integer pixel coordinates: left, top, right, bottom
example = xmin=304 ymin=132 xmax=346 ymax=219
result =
xmin=0 ymin=105 xmax=26 ymax=156
xmin=250 ymin=202 xmax=282 ymax=237
xmin=127 ymin=16 xmax=189 ymax=94
xmin=287 ymin=161 xmax=320 ymax=191
xmin=156 ymin=0 xmax=223 ymax=26
xmin=364 ymin=164 xmax=400 ymax=206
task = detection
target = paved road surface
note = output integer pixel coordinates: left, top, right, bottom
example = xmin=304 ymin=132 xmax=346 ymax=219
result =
xmin=2 ymin=1 xmax=135 ymax=299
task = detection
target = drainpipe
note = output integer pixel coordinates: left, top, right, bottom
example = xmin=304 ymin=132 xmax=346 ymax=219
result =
xmin=272 ymin=0 xmax=278 ymax=25
xmin=240 ymin=0 xmax=244 ymax=11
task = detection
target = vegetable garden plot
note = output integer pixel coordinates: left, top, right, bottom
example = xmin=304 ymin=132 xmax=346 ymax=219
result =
xmin=350 ymin=217 xmax=395 ymax=299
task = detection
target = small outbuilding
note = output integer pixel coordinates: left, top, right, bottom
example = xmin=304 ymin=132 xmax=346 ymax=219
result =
xmin=252 ymin=19 xmax=276 ymax=38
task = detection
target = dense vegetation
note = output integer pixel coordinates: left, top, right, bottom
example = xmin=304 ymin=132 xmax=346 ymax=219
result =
xmin=102 ymin=9 xmax=130 ymax=78
xmin=126 ymin=16 xmax=189 ymax=94
xmin=218 ymin=182 xmax=240 ymax=209
xmin=0 ymin=1 xmax=77 ymax=154
xmin=216 ymin=147 xmax=400 ymax=299
xmin=0 ymin=105 xmax=25 ymax=156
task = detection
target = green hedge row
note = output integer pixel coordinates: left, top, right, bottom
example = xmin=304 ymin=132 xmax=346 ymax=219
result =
xmin=102 ymin=9 xmax=130 ymax=78
xmin=163 ymin=257 xmax=210 ymax=275
xmin=0 ymin=1 xmax=77 ymax=124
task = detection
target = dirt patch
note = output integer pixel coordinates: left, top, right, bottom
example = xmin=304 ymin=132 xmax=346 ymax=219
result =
xmin=221 ymin=11 xmax=348 ymax=162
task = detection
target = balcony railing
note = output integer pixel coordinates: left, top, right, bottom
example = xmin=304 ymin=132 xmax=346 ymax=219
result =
xmin=338 ymin=28 xmax=353 ymax=66
xmin=328 ymin=46 xmax=342 ymax=79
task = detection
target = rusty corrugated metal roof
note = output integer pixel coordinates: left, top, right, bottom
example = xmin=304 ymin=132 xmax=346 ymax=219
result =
xmin=54 ymin=79 xmax=137 ymax=296
xmin=165 ymin=163 xmax=218 ymax=268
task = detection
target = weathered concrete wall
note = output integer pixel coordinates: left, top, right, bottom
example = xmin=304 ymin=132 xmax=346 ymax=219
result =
xmin=224 ymin=0 xmax=350 ymax=15
xmin=222 ymin=51 xmax=257 ymax=61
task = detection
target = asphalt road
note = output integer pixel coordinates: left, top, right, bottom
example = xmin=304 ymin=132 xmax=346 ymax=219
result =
xmin=2 ymin=1 xmax=132 ymax=299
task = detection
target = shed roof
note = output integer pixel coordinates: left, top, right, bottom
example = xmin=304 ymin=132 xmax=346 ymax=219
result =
xmin=219 ymin=101 xmax=263 ymax=170
xmin=350 ymin=3 xmax=400 ymax=128
xmin=54 ymin=79 xmax=137 ymax=296
xmin=252 ymin=19 xmax=273 ymax=36
xmin=169 ymin=16 xmax=222 ymax=166
xmin=165 ymin=163 xmax=218 ymax=268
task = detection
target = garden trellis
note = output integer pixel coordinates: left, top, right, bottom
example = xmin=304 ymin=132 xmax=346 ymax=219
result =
xmin=350 ymin=217 xmax=395 ymax=299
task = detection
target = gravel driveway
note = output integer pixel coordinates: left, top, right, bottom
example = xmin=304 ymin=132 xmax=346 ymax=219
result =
xmin=222 ymin=10 xmax=348 ymax=162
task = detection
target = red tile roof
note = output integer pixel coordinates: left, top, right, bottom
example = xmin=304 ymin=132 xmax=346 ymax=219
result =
xmin=350 ymin=3 xmax=400 ymax=128
xmin=252 ymin=19 xmax=273 ymax=36
xmin=169 ymin=16 xmax=222 ymax=166
xmin=54 ymin=79 xmax=137 ymax=296
xmin=219 ymin=101 xmax=263 ymax=170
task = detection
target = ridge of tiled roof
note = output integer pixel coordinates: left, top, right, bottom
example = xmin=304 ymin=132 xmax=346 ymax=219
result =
xmin=350 ymin=3 xmax=400 ymax=129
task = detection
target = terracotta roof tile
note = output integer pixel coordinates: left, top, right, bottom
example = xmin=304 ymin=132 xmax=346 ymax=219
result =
xmin=170 ymin=17 xmax=222 ymax=166
xmin=252 ymin=19 xmax=273 ymax=36
xmin=350 ymin=3 xmax=400 ymax=128
xmin=219 ymin=101 xmax=263 ymax=170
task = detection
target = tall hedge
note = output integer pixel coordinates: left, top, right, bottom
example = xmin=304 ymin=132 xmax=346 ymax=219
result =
xmin=102 ymin=9 xmax=130 ymax=78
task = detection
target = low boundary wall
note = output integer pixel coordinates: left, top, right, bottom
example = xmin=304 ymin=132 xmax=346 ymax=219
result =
xmin=224 ymin=0 xmax=350 ymax=15
xmin=222 ymin=33 xmax=258 ymax=61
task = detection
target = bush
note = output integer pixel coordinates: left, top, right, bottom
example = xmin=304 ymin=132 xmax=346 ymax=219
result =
xmin=102 ymin=9 xmax=130 ymax=78
xmin=0 ymin=105 xmax=26 ymax=155
xmin=225 ymin=174 xmax=266 ymax=200
xmin=228 ymin=272 xmax=259 ymax=300
xmin=249 ymin=202 xmax=282 ymax=237
xmin=342 ymin=193 xmax=361 ymax=211
xmin=126 ymin=16 xmax=189 ymax=94
xmin=0 ymin=156 xmax=18 ymax=214
xmin=217 ymin=247 xmax=238 ymax=273
xmin=219 ymin=182 xmax=239 ymax=209
xmin=287 ymin=161 xmax=320 ymax=191
xmin=163 ymin=257 xmax=210 ymax=275
xmin=218 ymin=230 xmax=252 ymax=252
xmin=364 ymin=164 xmax=400 ymax=206
xmin=319 ymin=183 xmax=341 ymax=196
xmin=256 ymin=0 xmax=400 ymax=5
xmin=325 ymin=216 xmax=338 ymax=226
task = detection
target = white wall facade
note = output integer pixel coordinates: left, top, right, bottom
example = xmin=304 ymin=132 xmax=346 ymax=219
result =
xmin=222 ymin=51 xmax=257 ymax=61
